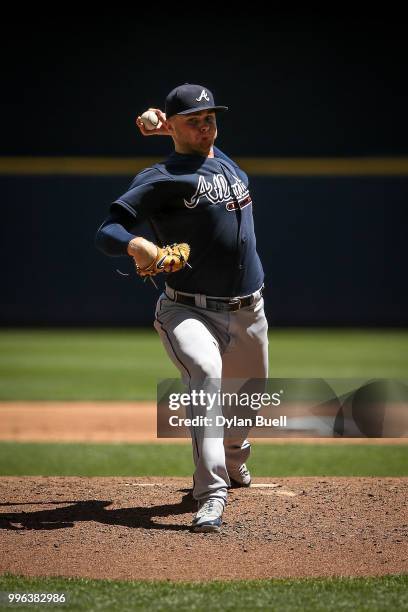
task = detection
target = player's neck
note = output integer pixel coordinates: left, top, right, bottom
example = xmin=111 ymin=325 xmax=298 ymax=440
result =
xmin=174 ymin=144 xmax=214 ymax=158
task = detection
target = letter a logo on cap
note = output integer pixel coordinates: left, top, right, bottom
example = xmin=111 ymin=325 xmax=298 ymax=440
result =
xmin=196 ymin=89 xmax=210 ymax=102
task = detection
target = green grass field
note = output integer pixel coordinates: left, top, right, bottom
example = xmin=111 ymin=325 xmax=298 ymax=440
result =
xmin=0 ymin=441 xmax=406 ymax=477
xmin=0 ymin=328 xmax=407 ymax=400
xmin=1 ymin=329 xmax=407 ymax=610
xmin=0 ymin=574 xmax=407 ymax=612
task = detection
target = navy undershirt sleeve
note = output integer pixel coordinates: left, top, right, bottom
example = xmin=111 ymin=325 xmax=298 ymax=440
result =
xmin=95 ymin=206 xmax=139 ymax=257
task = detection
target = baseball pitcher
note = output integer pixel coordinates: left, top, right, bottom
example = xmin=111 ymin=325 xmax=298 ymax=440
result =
xmin=95 ymin=84 xmax=268 ymax=532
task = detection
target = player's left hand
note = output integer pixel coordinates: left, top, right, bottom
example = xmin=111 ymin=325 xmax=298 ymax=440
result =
xmin=135 ymin=243 xmax=191 ymax=277
xmin=136 ymin=108 xmax=171 ymax=137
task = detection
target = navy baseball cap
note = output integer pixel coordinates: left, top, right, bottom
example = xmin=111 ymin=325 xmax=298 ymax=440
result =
xmin=165 ymin=83 xmax=228 ymax=119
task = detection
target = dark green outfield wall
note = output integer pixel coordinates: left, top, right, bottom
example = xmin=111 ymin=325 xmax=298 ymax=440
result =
xmin=2 ymin=173 xmax=407 ymax=326
xmin=2 ymin=15 xmax=407 ymax=325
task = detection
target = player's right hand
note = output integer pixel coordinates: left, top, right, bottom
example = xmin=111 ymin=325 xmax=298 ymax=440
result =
xmin=136 ymin=108 xmax=171 ymax=137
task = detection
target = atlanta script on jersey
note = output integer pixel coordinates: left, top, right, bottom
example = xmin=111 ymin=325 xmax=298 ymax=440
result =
xmin=112 ymin=147 xmax=264 ymax=296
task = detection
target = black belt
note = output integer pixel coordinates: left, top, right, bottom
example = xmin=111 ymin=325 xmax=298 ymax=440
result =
xmin=166 ymin=288 xmax=262 ymax=312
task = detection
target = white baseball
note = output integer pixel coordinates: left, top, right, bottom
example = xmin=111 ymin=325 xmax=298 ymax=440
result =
xmin=140 ymin=110 xmax=159 ymax=130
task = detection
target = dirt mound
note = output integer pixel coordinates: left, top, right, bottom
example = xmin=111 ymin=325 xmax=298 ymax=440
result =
xmin=0 ymin=477 xmax=407 ymax=581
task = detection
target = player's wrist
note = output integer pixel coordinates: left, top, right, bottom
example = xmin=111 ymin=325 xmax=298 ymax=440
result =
xmin=127 ymin=237 xmax=158 ymax=268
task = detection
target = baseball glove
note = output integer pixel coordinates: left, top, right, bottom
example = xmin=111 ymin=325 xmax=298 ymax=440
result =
xmin=135 ymin=243 xmax=190 ymax=277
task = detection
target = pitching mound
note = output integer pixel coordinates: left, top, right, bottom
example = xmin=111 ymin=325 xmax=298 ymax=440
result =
xmin=0 ymin=477 xmax=407 ymax=581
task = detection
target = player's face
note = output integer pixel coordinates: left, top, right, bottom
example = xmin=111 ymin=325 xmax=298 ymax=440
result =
xmin=167 ymin=110 xmax=217 ymax=156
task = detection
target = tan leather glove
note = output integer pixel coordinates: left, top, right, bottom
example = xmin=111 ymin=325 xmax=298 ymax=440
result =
xmin=135 ymin=243 xmax=190 ymax=277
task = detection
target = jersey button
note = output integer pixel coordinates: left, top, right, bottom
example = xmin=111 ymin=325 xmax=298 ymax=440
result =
xmin=239 ymin=264 xmax=244 ymax=270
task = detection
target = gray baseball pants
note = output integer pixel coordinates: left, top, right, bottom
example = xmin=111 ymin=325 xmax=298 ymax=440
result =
xmin=154 ymin=285 xmax=268 ymax=504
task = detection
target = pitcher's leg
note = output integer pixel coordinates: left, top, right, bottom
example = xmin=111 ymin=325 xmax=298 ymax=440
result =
xmin=155 ymin=299 xmax=229 ymax=503
xmin=222 ymin=297 xmax=269 ymax=473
